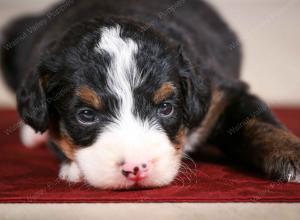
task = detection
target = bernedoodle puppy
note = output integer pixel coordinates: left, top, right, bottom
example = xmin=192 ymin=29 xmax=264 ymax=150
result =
xmin=1 ymin=0 xmax=300 ymax=189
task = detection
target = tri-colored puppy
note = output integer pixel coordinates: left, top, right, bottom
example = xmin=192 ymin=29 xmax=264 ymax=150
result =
xmin=1 ymin=0 xmax=300 ymax=189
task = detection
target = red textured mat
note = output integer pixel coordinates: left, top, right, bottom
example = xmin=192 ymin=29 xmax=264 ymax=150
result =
xmin=0 ymin=108 xmax=300 ymax=203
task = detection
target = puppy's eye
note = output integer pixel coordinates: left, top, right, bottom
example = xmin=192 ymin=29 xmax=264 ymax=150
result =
xmin=157 ymin=102 xmax=174 ymax=117
xmin=77 ymin=109 xmax=98 ymax=125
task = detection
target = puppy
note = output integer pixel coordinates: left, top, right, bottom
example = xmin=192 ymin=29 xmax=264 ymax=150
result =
xmin=1 ymin=0 xmax=300 ymax=189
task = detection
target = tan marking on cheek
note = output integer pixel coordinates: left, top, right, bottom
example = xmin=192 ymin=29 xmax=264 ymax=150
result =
xmin=77 ymin=86 xmax=102 ymax=109
xmin=56 ymin=133 xmax=77 ymax=160
xmin=174 ymin=128 xmax=187 ymax=152
xmin=49 ymin=123 xmax=77 ymax=161
xmin=153 ymin=82 xmax=175 ymax=104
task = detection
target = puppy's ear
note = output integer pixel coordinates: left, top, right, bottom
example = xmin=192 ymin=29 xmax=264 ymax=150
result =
xmin=178 ymin=48 xmax=211 ymax=129
xmin=16 ymin=70 xmax=49 ymax=133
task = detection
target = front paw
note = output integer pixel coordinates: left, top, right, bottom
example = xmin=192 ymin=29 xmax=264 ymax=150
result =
xmin=20 ymin=124 xmax=48 ymax=148
xmin=59 ymin=162 xmax=83 ymax=183
xmin=263 ymin=143 xmax=300 ymax=183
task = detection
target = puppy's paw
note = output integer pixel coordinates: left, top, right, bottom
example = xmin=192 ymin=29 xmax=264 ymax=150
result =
xmin=59 ymin=162 xmax=83 ymax=183
xmin=20 ymin=124 xmax=48 ymax=148
xmin=264 ymin=144 xmax=300 ymax=183
xmin=293 ymin=174 xmax=300 ymax=183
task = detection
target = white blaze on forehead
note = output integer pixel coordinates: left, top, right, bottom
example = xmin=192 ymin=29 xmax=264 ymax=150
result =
xmin=95 ymin=25 xmax=139 ymax=118
xmin=95 ymin=25 xmax=153 ymax=134
xmin=94 ymin=25 xmax=162 ymax=153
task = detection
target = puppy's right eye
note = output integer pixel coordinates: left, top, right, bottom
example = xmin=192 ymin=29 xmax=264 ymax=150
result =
xmin=76 ymin=108 xmax=98 ymax=125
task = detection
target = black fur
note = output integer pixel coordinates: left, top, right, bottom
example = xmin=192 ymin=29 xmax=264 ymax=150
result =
xmin=1 ymin=0 xmax=300 ymax=182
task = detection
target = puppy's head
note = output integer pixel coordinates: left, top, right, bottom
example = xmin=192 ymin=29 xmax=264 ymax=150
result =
xmin=17 ymin=18 xmax=210 ymax=189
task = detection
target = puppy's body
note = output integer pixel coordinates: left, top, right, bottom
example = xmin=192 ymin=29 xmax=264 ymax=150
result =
xmin=1 ymin=0 xmax=300 ymax=189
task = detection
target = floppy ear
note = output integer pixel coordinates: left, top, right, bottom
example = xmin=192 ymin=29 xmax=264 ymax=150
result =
xmin=16 ymin=70 xmax=49 ymax=133
xmin=178 ymin=48 xmax=211 ymax=129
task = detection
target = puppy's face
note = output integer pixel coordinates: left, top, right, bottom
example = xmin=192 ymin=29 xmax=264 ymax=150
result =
xmin=17 ymin=19 xmax=210 ymax=189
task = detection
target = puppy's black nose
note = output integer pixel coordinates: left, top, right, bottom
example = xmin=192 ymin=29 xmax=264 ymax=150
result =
xmin=120 ymin=162 xmax=151 ymax=181
xmin=122 ymin=167 xmax=139 ymax=177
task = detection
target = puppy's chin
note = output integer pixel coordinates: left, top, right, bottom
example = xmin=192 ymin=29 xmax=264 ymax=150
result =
xmin=74 ymin=128 xmax=182 ymax=189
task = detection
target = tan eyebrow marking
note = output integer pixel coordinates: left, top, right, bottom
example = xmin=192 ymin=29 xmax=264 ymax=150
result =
xmin=153 ymin=82 xmax=175 ymax=104
xmin=77 ymin=86 xmax=102 ymax=109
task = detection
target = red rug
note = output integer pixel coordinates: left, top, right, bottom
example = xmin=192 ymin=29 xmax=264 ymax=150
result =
xmin=0 ymin=108 xmax=300 ymax=203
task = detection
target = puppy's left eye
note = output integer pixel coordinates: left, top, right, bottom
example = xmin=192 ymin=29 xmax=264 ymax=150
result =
xmin=77 ymin=108 xmax=98 ymax=125
xmin=157 ymin=102 xmax=174 ymax=117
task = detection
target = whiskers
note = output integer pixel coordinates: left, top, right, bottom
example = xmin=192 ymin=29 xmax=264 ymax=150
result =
xmin=173 ymin=153 xmax=198 ymax=187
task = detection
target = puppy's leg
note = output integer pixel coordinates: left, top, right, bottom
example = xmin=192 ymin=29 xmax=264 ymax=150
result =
xmin=20 ymin=124 xmax=48 ymax=148
xmin=209 ymin=92 xmax=300 ymax=182
xmin=59 ymin=162 xmax=83 ymax=183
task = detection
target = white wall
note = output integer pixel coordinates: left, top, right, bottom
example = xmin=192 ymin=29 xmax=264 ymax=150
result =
xmin=211 ymin=0 xmax=300 ymax=106
xmin=0 ymin=0 xmax=299 ymax=107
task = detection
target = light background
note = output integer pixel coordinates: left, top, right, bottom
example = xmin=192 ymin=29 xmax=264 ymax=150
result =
xmin=0 ymin=0 xmax=299 ymax=107
xmin=0 ymin=1 xmax=300 ymax=218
